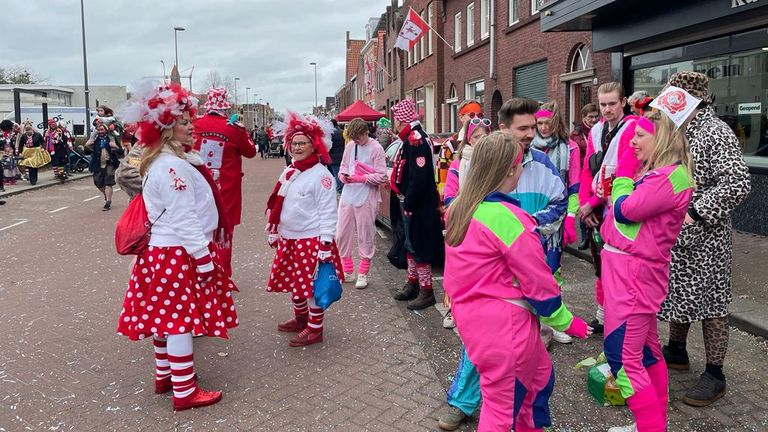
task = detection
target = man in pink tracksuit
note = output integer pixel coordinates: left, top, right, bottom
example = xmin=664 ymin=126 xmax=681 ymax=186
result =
xmin=600 ymin=102 xmax=696 ymax=431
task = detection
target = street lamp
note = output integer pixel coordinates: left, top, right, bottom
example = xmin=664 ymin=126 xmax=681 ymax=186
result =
xmin=245 ymin=87 xmax=250 ymax=127
xmin=160 ymin=60 xmax=166 ymax=81
xmin=173 ymin=26 xmax=185 ymax=70
xmin=233 ymin=77 xmax=240 ymax=110
xmin=259 ymin=98 xmax=264 ymax=127
xmin=79 ymin=0 xmax=92 ymax=136
xmin=309 ymin=62 xmax=318 ymax=115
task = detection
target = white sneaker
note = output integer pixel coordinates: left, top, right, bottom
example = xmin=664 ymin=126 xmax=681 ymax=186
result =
xmin=443 ymin=311 xmax=456 ymax=329
xmin=608 ymin=423 xmax=637 ymax=432
xmin=552 ymin=329 xmax=573 ymax=344
xmin=354 ymin=274 xmax=368 ymax=289
xmin=343 ymin=272 xmax=354 ymax=283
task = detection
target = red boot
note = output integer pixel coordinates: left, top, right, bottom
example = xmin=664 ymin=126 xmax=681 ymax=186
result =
xmin=155 ymin=376 xmax=172 ymax=394
xmin=289 ymin=328 xmax=323 ymax=347
xmin=277 ymin=316 xmax=307 ymax=333
xmin=173 ymin=387 xmax=222 ymax=411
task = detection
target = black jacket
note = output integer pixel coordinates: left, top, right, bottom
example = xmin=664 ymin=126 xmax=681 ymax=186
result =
xmin=18 ymin=132 xmax=44 ymax=153
xmin=86 ymin=134 xmax=124 ymax=172
xmin=329 ymin=127 xmax=345 ymax=165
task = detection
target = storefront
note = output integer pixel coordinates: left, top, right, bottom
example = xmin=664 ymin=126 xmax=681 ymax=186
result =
xmin=541 ymin=0 xmax=768 ymax=234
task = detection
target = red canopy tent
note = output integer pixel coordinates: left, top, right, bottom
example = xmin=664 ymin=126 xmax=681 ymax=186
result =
xmin=335 ymin=100 xmax=386 ymax=122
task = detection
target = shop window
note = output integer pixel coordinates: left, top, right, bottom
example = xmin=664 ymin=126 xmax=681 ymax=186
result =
xmin=467 ymin=3 xmax=475 ymax=47
xmin=466 ymin=79 xmax=485 ymax=104
xmin=632 ymin=48 xmax=768 ymax=163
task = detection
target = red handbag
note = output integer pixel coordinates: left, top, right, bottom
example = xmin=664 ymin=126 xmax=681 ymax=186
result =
xmin=114 ymin=193 xmax=165 ymax=256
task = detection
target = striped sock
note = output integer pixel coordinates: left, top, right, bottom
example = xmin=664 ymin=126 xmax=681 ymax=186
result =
xmin=341 ymin=256 xmax=355 ymax=274
xmin=307 ymin=307 xmax=325 ymax=333
xmin=168 ymin=353 xmax=196 ymax=399
xmin=416 ymin=264 xmax=433 ymax=291
xmin=292 ymin=298 xmax=309 ymax=320
xmin=358 ymin=258 xmax=371 ymax=276
xmin=153 ymin=336 xmax=171 ymax=382
xmin=406 ymin=254 xmax=418 ymax=284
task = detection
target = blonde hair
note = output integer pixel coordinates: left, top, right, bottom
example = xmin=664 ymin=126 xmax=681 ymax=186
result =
xmin=598 ymin=82 xmax=625 ymax=99
xmin=643 ymin=111 xmax=695 ymax=186
xmin=539 ymin=101 xmax=568 ymax=140
xmin=445 ymin=131 xmax=522 ymax=246
xmin=139 ymin=127 xmax=185 ymax=176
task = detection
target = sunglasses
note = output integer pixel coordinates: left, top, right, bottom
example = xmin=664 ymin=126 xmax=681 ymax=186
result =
xmin=467 ymin=112 xmax=484 ymax=119
xmin=469 ymin=118 xmax=492 ymax=127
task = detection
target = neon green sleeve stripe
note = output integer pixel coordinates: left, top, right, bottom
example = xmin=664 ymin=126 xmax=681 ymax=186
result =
xmin=611 ymin=177 xmax=635 ymax=205
xmin=567 ymin=193 xmax=579 ymax=215
xmin=539 ymin=303 xmax=574 ymax=332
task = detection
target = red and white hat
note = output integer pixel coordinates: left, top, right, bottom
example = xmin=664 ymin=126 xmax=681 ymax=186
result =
xmin=392 ymin=98 xmax=419 ymax=123
xmin=121 ymin=79 xmax=198 ymax=146
xmin=273 ymin=111 xmax=334 ymax=165
xmin=203 ymin=87 xmax=232 ymax=113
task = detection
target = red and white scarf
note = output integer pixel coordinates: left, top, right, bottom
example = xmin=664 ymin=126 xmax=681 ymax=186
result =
xmin=265 ymin=153 xmax=320 ymax=234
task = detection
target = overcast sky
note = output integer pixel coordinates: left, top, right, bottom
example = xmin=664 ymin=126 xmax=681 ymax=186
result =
xmin=3 ymin=0 xmax=391 ymax=113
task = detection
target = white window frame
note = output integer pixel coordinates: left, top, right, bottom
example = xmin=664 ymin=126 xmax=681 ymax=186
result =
xmin=481 ymin=0 xmax=490 ymax=39
xmin=420 ymin=10 xmax=427 ymax=61
xmin=509 ymin=0 xmax=519 ymax=25
xmin=427 ymin=3 xmax=434 ymax=56
xmin=531 ymin=0 xmax=540 ymax=15
xmin=407 ymin=47 xmax=412 ymax=67
xmin=465 ymin=79 xmax=485 ymax=104
xmin=466 ymin=3 xmax=475 ymax=47
xmin=454 ymin=12 xmax=462 ymax=53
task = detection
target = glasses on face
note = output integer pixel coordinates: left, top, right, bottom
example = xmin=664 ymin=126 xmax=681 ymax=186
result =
xmin=467 ymin=112 xmax=484 ymax=119
xmin=291 ymin=141 xmax=312 ymax=148
xmin=469 ymin=118 xmax=492 ymax=127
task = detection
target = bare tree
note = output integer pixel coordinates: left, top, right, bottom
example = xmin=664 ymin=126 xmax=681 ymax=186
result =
xmin=199 ymin=70 xmax=236 ymax=104
xmin=0 ymin=65 xmax=47 ymax=84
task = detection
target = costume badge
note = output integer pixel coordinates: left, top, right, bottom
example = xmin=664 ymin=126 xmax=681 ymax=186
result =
xmin=321 ymin=177 xmax=333 ymax=190
xmin=416 ymin=156 xmax=426 ymax=168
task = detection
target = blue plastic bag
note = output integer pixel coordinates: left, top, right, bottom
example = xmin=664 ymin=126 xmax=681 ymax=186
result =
xmin=313 ymin=262 xmax=342 ymax=310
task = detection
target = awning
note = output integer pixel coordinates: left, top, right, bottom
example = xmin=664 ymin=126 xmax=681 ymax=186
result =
xmin=335 ymin=100 xmax=386 ymax=122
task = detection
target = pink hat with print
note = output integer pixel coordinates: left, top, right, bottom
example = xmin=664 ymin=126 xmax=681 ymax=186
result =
xmin=392 ymin=98 xmax=418 ymax=123
xmin=203 ymin=87 xmax=232 ymax=112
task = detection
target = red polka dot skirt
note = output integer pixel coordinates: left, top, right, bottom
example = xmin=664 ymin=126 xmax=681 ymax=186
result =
xmin=267 ymin=237 xmax=344 ymax=300
xmin=117 ymin=243 xmax=239 ymax=340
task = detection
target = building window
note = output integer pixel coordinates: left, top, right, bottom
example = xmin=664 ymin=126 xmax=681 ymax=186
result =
xmin=454 ymin=12 xmax=462 ymax=53
xmin=531 ymin=0 xmax=541 ymax=15
xmin=467 ymin=3 xmax=475 ymax=47
xmin=446 ymin=84 xmax=459 ymax=133
xmin=415 ymin=87 xmax=426 ymax=120
xmin=420 ymin=10 xmax=427 ymax=60
xmin=509 ymin=0 xmax=519 ymax=25
xmin=407 ymin=48 xmax=412 ymax=67
xmin=570 ymin=44 xmax=592 ymax=72
xmin=427 ymin=3 xmax=434 ymax=56
xmin=466 ymin=79 xmax=485 ymax=104
xmin=481 ymin=0 xmax=490 ymax=39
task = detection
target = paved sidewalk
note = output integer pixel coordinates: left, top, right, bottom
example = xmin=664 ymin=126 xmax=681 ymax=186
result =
xmin=0 ymin=171 xmax=90 ymax=199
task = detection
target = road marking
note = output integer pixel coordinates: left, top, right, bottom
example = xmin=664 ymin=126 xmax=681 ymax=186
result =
xmin=48 ymin=206 xmax=70 ymax=214
xmin=0 ymin=219 xmax=28 ymax=232
xmin=83 ymin=195 xmax=101 ymax=202
xmin=376 ymin=228 xmax=388 ymax=239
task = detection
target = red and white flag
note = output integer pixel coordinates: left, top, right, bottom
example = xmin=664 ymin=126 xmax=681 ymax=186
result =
xmin=394 ymin=8 xmax=430 ymax=50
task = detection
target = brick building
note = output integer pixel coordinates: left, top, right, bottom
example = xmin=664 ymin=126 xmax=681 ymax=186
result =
xmin=336 ymin=32 xmax=366 ymax=113
xmin=373 ymin=1 xmax=405 ymax=121
xmin=357 ymin=18 xmax=382 ymax=108
xmin=441 ymin=0 xmax=611 ymax=133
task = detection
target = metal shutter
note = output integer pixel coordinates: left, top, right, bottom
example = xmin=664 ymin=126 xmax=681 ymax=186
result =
xmin=514 ymin=61 xmax=548 ymax=102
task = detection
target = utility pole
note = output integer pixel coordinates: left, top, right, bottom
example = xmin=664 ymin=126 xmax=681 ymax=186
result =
xmin=80 ymin=0 xmax=92 ymax=136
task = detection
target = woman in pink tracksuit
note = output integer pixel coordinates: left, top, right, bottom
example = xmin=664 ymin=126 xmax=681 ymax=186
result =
xmin=601 ymin=108 xmax=696 ymax=432
xmin=444 ymin=131 xmax=589 ymax=432
xmin=336 ymin=118 xmax=387 ymax=289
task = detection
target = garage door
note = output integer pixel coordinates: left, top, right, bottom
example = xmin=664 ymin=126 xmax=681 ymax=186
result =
xmin=514 ymin=61 xmax=548 ymax=102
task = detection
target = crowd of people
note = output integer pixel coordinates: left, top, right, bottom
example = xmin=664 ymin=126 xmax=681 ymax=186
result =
xmin=102 ymin=70 xmax=750 ymax=432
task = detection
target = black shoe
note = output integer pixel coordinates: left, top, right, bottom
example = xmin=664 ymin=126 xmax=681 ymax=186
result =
xmin=407 ymin=289 xmax=436 ymax=310
xmin=393 ymin=281 xmax=419 ymax=301
xmin=683 ymin=372 xmax=726 ymax=407
xmin=589 ymin=319 xmax=604 ymax=335
xmin=102 ymin=200 xmax=111 ymax=211
xmin=662 ymin=345 xmax=690 ymax=371
xmin=578 ymin=239 xmax=589 ymax=250
xmin=0 ymin=200 xmax=5 ymax=205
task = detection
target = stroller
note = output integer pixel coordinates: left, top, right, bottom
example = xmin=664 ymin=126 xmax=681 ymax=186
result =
xmin=68 ymin=145 xmax=92 ymax=173
xmin=268 ymin=137 xmax=284 ymax=158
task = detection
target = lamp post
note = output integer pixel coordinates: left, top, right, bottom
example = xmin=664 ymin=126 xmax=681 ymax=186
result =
xmin=79 ymin=0 xmax=92 ymax=136
xmin=233 ymin=77 xmax=240 ymax=111
xmin=259 ymin=98 xmax=264 ymax=127
xmin=309 ymin=62 xmax=318 ymax=115
xmin=173 ymin=26 xmax=185 ymax=70
xmin=160 ymin=60 xmax=166 ymax=81
xmin=246 ymin=87 xmax=250 ymax=127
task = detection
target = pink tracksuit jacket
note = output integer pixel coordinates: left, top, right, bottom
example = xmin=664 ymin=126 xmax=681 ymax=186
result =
xmin=444 ymin=192 xmax=578 ymax=431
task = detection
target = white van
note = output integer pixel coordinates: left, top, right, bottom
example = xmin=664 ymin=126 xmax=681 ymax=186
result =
xmin=3 ymin=106 xmax=98 ymax=136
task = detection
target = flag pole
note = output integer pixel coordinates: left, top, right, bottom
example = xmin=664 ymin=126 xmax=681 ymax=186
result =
xmin=411 ymin=7 xmax=454 ymax=52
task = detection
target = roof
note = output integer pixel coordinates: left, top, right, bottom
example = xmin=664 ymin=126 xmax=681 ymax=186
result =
xmin=0 ymin=84 xmax=75 ymax=94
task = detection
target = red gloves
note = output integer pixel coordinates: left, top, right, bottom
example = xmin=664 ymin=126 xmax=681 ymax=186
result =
xmin=563 ymin=215 xmax=577 ymax=245
xmin=616 ymin=149 xmax=643 ymax=179
xmin=317 ymin=241 xmax=333 ymax=263
xmin=564 ymin=316 xmax=591 ymax=338
xmin=194 ymin=253 xmax=214 ymax=286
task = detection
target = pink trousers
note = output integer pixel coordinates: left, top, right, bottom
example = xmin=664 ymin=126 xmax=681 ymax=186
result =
xmin=336 ymin=200 xmax=378 ymax=260
xmin=453 ymin=298 xmax=554 ymax=432
xmin=602 ymin=250 xmax=669 ymax=431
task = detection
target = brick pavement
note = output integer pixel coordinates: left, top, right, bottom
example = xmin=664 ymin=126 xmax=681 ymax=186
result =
xmin=1 ymin=157 xmax=767 ymax=432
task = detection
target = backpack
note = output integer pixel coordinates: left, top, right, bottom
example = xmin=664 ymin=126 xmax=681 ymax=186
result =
xmin=114 ymin=193 xmax=164 ymax=256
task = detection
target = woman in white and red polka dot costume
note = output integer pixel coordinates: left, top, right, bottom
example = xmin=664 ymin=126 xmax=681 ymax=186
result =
xmin=266 ymin=111 xmax=343 ymax=347
xmin=116 ymin=80 xmax=238 ymax=411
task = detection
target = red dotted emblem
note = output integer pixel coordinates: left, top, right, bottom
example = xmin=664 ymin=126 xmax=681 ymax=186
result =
xmin=321 ymin=177 xmax=333 ymax=190
xmin=416 ymin=156 xmax=426 ymax=168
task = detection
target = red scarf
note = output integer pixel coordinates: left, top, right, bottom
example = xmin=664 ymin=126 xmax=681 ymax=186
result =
xmin=265 ymin=153 xmax=320 ymax=233
xmin=191 ymin=160 xmax=232 ymax=249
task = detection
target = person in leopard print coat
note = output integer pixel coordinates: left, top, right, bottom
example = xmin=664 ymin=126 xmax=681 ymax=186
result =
xmin=658 ymin=71 xmax=751 ymax=408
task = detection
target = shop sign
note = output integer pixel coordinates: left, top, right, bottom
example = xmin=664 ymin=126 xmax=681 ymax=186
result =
xmin=732 ymin=0 xmax=760 ymax=8
xmin=738 ymin=102 xmax=762 ymax=114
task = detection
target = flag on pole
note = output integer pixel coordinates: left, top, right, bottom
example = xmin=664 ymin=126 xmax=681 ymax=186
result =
xmin=394 ymin=8 xmax=430 ymax=50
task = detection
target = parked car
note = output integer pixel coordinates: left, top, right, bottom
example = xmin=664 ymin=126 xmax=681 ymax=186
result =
xmin=376 ymin=133 xmax=452 ymax=230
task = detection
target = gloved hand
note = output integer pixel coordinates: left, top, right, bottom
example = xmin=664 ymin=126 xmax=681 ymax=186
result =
xmin=616 ymin=148 xmax=643 ymax=179
xmin=564 ymin=316 xmax=592 ymax=339
xmin=267 ymin=233 xmax=279 ymax=249
xmin=347 ymin=174 xmax=366 ymax=184
xmin=563 ymin=214 xmax=577 ymax=245
xmin=317 ymin=241 xmax=333 ymax=263
xmin=194 ymin=253 xmax=215 ymax=286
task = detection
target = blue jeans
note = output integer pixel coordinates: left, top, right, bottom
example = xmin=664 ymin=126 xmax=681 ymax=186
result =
xmin=327 ymin=164 xmax=343 ymax=194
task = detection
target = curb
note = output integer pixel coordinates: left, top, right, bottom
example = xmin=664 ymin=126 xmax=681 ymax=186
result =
xmin=564 ymin=246 xmax=768 ymax=340
xmin=0 ymin=173 xmax=90 ymax=199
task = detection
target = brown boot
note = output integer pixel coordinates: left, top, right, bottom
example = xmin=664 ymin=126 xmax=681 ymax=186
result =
xmin=408 ymin=289 xmax=436 ymax=310
xmin=277 ymin=316 xmax=307 ymax=332
xmin=289 ymin=328 xmax=323 ymax=347
xmin=393 ymin=281 xmax=419 ymax=301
